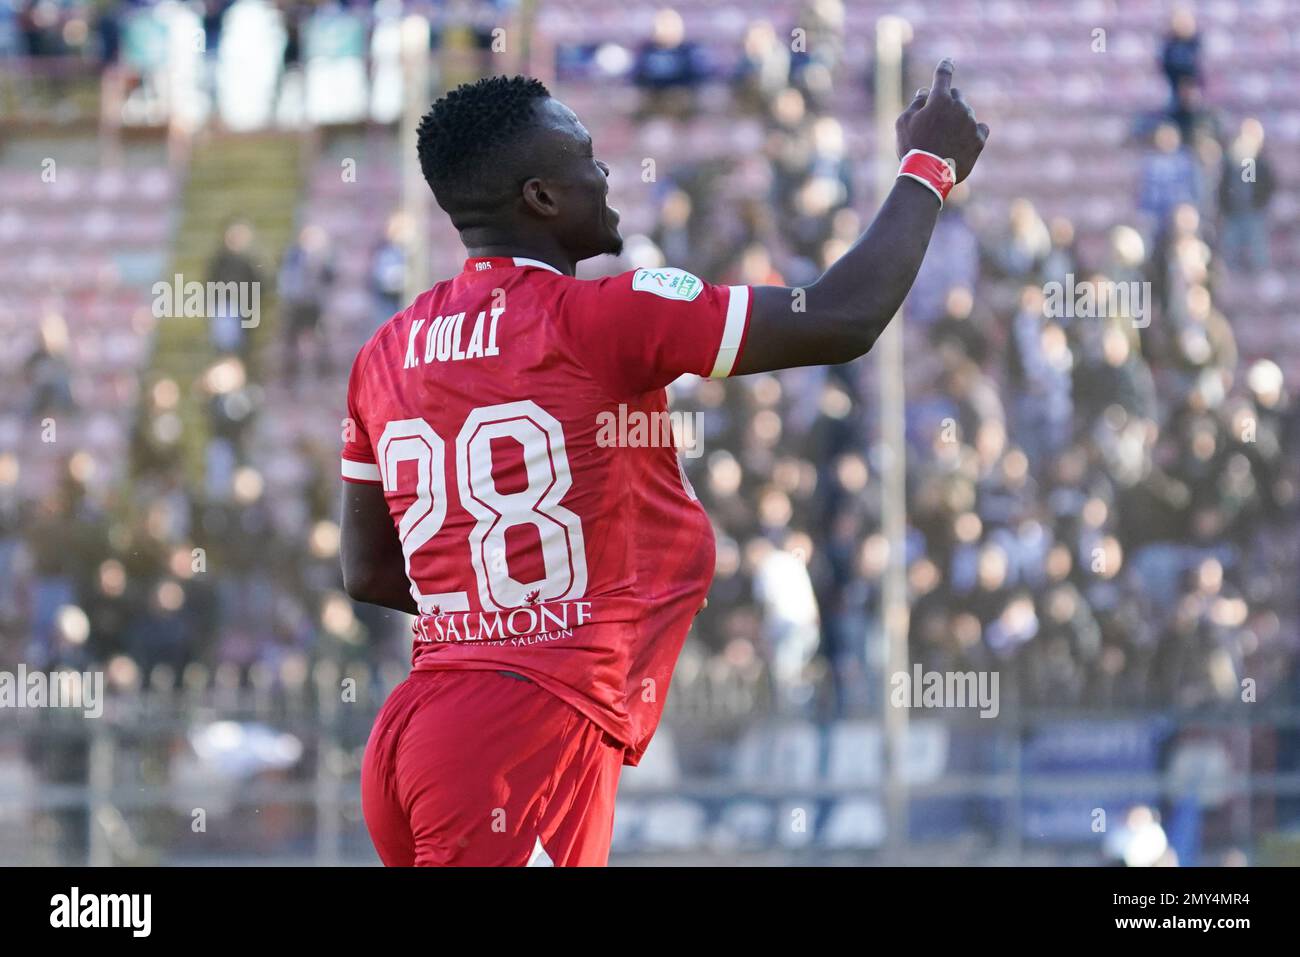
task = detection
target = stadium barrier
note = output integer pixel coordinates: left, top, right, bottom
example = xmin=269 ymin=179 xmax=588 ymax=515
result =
xmin=2 ymin=659 xmax=1297 ymax=865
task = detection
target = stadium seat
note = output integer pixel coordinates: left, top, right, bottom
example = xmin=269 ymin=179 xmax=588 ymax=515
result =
xmin=903 ymin=720 xmax=950 ymax=785
xmin=819 ymin=797 xmax=886 ymax=850
xmin=824 ymin=720 xmax=884 ymax=789
xmin=619 ymin=727 xmax=682 ymax=791
xmin=710 ymin=798 xmax=775 ymax=851
xmin=640 ymin=798 xmax=708 ymax=851
xmin=733 ymin=720 xmax=822 ymax=789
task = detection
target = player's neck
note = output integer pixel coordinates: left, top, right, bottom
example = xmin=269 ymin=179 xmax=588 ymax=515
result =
xmin=463 ymin=242 xmax=575 ymax=277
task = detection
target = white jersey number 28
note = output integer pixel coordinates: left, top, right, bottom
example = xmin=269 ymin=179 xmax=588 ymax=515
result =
xmin=377 ymin=400 xmax=588 ymax=613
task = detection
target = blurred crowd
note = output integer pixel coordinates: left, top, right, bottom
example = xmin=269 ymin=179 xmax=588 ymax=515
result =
xmin=0 ymin=4 xmax=1296 ymax=728
xmin=679 ymin=6 xmax=1296 ymax=717
xmin=1 ymin=0 xmax=514 ymax=63
xmin=1 ymin=0 xmax=518 ymax=128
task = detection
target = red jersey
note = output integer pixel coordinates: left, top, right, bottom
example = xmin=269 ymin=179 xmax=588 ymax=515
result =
xmin=341 ymin=257 xmax=751 ymax=764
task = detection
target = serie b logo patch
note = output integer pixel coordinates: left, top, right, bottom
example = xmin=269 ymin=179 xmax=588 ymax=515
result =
xmin=631 ymin=267 xmax=704 ymax=302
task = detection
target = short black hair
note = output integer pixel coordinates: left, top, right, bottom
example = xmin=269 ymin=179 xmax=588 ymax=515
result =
xmin=416 ymin=75 xmax=551 ymax=213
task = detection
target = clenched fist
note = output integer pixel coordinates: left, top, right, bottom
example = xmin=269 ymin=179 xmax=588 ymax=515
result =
xmin=896 ymin=58 xmax=989 ymax=184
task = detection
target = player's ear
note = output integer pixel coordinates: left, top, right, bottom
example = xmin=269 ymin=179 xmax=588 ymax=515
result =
xmin=520 ymin=177 xmax=560 ymax=218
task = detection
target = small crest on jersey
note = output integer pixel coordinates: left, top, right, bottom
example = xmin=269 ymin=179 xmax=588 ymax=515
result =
xmin=631 ymin=267 xmax=703 ymax=302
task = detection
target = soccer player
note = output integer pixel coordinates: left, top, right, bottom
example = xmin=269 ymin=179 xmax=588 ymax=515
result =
xmin=342 ymin=60 xmax=987 ymax=866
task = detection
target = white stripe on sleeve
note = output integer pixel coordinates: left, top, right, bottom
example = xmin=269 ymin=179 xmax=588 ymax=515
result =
xmin=341 ymin=458 xmax=381 ymax=482
xmin=708 ymin=285 xmax=749 ymax=378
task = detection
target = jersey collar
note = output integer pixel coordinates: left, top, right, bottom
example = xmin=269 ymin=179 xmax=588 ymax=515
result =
xmin=462 ymin=256 xmax=563 ymax=275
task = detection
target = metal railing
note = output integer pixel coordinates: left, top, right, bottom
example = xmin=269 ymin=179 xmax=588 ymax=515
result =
xmin=2 ymin=658 xmax=1297 ymax=865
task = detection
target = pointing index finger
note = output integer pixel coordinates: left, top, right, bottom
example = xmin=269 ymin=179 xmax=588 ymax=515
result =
xmin=931 ymin=58 xmax=955 ymax=96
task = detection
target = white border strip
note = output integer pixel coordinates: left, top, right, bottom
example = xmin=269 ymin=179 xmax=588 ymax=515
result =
xmin=512 ymin=257 xmax=562 ymax=275
xmin=708 ymin=285 xmax=749 ymax=378
xmin=341 ymin=458 xmax=381 ymax=482
xmin=898 ymin=149 xmax=949 ymax=206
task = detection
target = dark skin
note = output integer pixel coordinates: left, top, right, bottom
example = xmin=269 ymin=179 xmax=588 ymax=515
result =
xmin=342 ymin=492 xmax=418 ymax=613
xmin=343 ymin=59 xmax=988 ymax=612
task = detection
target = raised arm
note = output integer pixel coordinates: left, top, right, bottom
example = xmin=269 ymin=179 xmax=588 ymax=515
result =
xmin=734 ymin=58 xmax=989 ymax=375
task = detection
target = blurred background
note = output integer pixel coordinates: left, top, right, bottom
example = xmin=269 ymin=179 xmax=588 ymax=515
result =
xmin=0 ymin=0 xmax=1298 ymax=866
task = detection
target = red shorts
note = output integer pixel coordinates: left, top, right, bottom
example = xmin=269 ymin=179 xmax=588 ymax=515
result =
xmin=361 ymin=669 xmax=624 ymax=866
